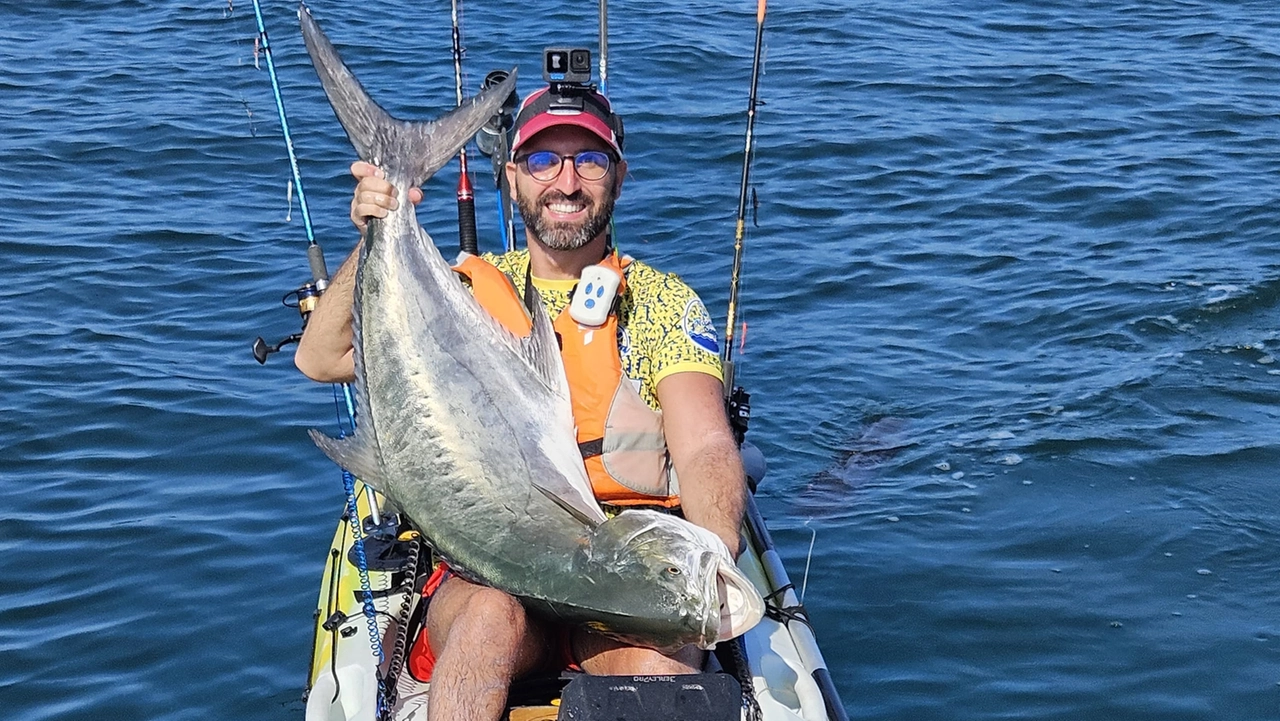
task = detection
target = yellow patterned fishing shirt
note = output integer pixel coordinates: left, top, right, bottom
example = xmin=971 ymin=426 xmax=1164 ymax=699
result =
xmin=480 ymin=249 xmax=723 ymax=411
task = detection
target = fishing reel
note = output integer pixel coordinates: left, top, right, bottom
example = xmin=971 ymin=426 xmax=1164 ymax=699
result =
xmin=727 ymin=385 xmax=751 ymax=445
xmin=475 ymin=69 xmax=521 ymax=159
xmin=725 ymin=386 xmax=767 ymax=492
xmin=251 ymin=280 xmax=323 ymax=364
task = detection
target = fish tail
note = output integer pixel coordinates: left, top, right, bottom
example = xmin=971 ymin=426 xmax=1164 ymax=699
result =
xmin=298 ymin=4 xmax=516 ymax=188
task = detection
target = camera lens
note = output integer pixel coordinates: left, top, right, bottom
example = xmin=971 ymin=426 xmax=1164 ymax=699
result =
xmin=569 ymin=50 xmax=591 ymax=74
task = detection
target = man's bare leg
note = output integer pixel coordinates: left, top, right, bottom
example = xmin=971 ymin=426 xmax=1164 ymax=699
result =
xmin=425 ymin=576 xmax=550 ymax=721
xmin=572 ymin=628 xmax=705 ymax=675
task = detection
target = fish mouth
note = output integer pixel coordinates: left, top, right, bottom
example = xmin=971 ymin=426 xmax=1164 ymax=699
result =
xmin=711 ymin=556 xmax=765 ymax=646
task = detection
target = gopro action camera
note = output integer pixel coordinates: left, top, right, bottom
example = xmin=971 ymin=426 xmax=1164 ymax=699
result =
xmin=543 ymin=47 xmax=593 ymax=86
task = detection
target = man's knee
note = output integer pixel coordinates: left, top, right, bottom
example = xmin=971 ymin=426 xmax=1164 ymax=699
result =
xmin=456 ymin=587 xmax=529 ymax=639
xmin=426 ymin=579 xmax=549 ymax=674
xmin=430 ymin=580 xmax=526 ymax=642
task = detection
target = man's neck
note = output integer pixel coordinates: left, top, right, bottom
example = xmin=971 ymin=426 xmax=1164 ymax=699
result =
xmin=526 ymin=234 xmax=610 ymax=280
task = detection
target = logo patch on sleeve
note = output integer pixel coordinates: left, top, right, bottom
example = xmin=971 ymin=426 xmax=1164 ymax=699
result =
xmin=682 ymin=298 xmax=720 ymax=355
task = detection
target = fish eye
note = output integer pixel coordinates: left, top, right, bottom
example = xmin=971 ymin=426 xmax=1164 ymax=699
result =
xmin=664 ymin=566 xmax=681 ymax=576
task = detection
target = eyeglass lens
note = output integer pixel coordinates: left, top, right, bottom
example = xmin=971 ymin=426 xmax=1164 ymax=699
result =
xmin=524 ymin=151 xmax=611 ymax=181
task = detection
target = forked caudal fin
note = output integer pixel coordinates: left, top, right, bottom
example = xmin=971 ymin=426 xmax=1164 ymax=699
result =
xmin=298 ymin=4 xmax=516 ymax=188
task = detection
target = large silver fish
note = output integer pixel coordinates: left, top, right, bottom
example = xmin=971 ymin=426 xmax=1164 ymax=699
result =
xmin=298 ymin=7 xmax=762 ymax=652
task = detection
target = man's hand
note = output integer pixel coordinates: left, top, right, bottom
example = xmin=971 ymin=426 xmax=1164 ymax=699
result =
xmin=349 ymin=161 xmax=424 ymax=235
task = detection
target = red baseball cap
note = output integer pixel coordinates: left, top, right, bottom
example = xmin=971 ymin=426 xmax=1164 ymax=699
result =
xmin=510 ymin=86 xmax=625 ymax=157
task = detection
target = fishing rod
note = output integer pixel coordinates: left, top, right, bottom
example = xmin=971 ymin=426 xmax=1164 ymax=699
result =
xmin=596 ymin=0 xmax=620 ymax=246
xmin=243 ymin=0 xmax=388 ymax=541
xmin=715 ymin=9 xmax=849 ymax=718
xmin=249 ymin=0 xmax=327 ymax=287
xmin=450 ymin=0 xmax=480 ymax=254
xmin=721 ymin=0 xmax=767 ymax=395
xmin=249 ymin=0 xmax=331 ymax=364
xmin=240 ymin=1 xmax=391 ymax=703
xmin=598 ymin=0 xmax=609 ymax=95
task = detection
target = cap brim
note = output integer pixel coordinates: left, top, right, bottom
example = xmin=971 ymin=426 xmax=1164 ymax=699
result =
xmin=512 ymin=112 xmax=622 ymax=156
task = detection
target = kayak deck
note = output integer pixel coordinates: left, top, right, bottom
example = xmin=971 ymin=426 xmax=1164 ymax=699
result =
xmin=304 ymin=481 xmax=844 ymax=721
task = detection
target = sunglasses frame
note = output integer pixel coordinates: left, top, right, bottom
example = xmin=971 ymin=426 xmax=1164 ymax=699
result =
xmin=516 ymin=150 xmax=615 ymax=182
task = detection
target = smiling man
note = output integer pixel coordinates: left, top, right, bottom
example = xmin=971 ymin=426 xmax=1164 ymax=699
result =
xmin=294 ymin=84 xmax=748 ymax=721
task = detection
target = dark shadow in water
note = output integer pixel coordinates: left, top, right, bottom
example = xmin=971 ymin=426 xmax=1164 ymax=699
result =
xmin=794 ymin=415 xmax=916 ymax=518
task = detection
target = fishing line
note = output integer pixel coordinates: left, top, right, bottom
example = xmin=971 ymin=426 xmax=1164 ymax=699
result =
xmin=248 ymin=0 xmax=320 ymax=260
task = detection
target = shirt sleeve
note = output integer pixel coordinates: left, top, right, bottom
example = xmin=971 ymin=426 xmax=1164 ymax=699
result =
xmin=636 ymin=271 xmax=725 ymax=391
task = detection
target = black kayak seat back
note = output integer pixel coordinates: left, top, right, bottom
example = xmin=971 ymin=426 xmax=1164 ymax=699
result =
xmin=556 ymin=673 xmax=742 ymax=721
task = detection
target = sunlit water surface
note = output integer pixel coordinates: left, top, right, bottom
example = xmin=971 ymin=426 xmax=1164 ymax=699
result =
xmin=2 ymin=1 xmax=1278 ymax=719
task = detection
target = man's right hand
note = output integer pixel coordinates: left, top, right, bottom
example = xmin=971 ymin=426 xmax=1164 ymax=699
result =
xmin=350 ymin=161 xmax=424 ymax=235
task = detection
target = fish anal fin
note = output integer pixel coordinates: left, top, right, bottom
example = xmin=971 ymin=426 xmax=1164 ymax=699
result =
xmin=308 ymin=428 xmax=388 ymax=489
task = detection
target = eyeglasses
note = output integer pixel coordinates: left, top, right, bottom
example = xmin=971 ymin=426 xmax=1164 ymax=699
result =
xmin=516 ymin=150 xmax=614 ymax=182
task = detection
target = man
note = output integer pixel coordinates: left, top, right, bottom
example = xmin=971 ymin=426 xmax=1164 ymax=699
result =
xmin=295 ymin=85 xmax=747 ymax=721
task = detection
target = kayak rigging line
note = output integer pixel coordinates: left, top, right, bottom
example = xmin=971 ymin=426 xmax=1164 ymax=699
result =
xmin=721 ymin=0 xmax=767 ymax=388
xmin=380 ymin=534 xmax=421 ymax=716
xmin=450 ymin=0 xmax=479 ymax=254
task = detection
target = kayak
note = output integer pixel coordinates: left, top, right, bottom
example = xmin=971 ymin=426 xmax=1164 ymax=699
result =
xmin=302 ymin=446 xmax=848 ymax=721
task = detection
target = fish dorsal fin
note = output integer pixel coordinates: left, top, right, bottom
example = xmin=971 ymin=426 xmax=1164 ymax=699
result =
xmin=520 ymin=278 xmax=572 ymax=399
xmin=298 ymin=5 xmax=515 ymax=189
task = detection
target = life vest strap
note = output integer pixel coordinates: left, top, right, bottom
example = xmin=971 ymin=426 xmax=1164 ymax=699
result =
xmin=578 ymin=438 xmax=604 ymax=460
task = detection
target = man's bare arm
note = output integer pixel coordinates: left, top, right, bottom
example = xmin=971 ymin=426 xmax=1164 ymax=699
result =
xmin=295 ymin=161 xmax=423 ymax=383
xmin=295 ymin=246 xmax=359 ymax=383
xmin=656 ymin=371 xmax=747 ymax=558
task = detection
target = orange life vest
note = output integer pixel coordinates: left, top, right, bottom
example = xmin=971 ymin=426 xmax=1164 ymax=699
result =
xmin=453 ymin=251 xmax=680 ymax=507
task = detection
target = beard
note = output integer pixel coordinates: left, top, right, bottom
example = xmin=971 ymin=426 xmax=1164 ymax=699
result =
xmin=517 ymin=185 xmax=617 ymax=251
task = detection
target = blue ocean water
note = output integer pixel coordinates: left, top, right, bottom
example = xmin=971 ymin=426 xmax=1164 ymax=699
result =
xmin=2 ymin=0 xmax=1279 ymax=718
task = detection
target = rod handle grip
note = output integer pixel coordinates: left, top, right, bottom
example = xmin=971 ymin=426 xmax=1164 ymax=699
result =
xmin=458 ymin=197 xmax=478 ymax=255
xmin=307 ymin=243 xmax=330 ymax=286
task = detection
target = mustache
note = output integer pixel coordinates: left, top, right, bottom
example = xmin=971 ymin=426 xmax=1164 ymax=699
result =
xmin=539 ymin=190 xmax=589 ymax=206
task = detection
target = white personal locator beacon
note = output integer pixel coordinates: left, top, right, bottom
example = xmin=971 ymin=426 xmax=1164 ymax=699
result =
xmin=569 ymin=263 xmax=622 ymax=327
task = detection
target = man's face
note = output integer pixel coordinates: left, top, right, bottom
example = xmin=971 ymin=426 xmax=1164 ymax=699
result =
xmin=507 ymin=125 xmax=626 ymax=251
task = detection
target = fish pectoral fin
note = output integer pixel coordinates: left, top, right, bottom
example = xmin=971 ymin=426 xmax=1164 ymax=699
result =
xmin=531 ymin=482 xmax=607 ymax=528
xmin=519 ymin=279 xmax=572 ymax=399
xmin=308 ymin=428 xmax=388 ymax=489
